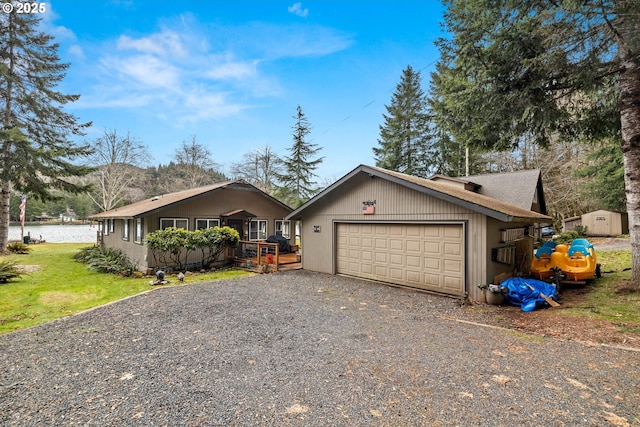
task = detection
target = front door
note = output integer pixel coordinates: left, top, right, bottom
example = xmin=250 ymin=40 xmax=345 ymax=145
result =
xmin=228 ymin=219 xmax=244 ymax=240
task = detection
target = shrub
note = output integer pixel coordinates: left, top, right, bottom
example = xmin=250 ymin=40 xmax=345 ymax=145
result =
xmin=0 ymin=259 xmax=21 ymax=283
xmin=146 ymin=226 xmax=240 ymax=270
xmin=555 ymin=227 xmax=589 ymax=245
xmin=6 ymin=241 xmax=31 ymax=254
xmin=74 ymin=245 xmax=136 ymax=276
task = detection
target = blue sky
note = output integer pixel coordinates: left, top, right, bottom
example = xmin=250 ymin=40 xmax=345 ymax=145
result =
xmin=42 ymin=0 xmax=445 ymax=183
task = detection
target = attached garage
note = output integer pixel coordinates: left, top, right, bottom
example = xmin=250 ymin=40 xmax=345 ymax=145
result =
xmin=286 ymin=165 xmax=551 ymax=302
xmin=336 ymin=222 xmax=465 ymax=296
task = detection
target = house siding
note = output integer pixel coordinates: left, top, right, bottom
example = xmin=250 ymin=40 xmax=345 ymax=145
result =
xmin=99 ymin=220 xmax=149 ymax=269
xmin=94 ymin=183 xmax=292 ymax=272
xmin=299 ymin=174 xmax=491 ymax=300
xmin=485 ymin=217 xmax=535 ymax=282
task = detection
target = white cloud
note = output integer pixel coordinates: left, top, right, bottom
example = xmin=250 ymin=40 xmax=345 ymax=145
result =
xmin=78 ymin=15 xmax=349 ymax=124
xmin=117 ymin=30 xmax=187 ymax=58
xmin=103 ymin=54 xmax=179 ymax=89
xmin=67 ymin=45 xmax=84 ymax=60
xmin=288 ymin=2 xmax=309 ymax=18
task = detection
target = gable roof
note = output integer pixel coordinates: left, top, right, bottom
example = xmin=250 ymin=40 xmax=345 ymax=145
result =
xmin=90 ymin=180 xmax=291 ymax=220
xmin=286 ymin=165 xmax=551 ymax=223
xmin=463 ymin=169 xmax=545 ymax=212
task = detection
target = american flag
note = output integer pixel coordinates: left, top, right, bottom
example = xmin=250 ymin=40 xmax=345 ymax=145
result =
xmin=19 ymin=194 xmax=27 ymax=225
xmin=362 ymin=204 xmax=375 ymax=215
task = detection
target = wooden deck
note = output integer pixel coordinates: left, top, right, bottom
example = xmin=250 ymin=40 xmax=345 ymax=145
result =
xmin=234 ymin=251 xmax=301 ymax=272
xmin=232 ymin=240 xmax=301 ymax=272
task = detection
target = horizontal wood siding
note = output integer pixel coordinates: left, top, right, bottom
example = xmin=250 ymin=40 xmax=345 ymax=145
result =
xmin=99 ymin=185 xmax=292 ymax=272
xmin=100 ymin=220 xmax=149 ymax=270
xmin=300 ymin=174 xmax=490 ymax=300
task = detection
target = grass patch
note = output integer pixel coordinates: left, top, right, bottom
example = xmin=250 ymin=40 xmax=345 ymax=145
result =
xmin=0 ymin=243 xmax=253 ymax=335
xmin=562 ymin=249 xmax=639 ymax=324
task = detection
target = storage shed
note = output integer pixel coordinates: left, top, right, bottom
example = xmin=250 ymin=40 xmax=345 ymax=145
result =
xmin=581 ymin=210 xmax=629 ymax=237
xmin=286 ymin=165 xmax=551 ymax=302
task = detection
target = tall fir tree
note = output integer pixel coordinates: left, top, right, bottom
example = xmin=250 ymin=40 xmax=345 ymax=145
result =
xmin=0 ymin=8 xmax=92 ymax=249
xmin=433 ymin=0 xmax=640 ymax=281
xmin=276 ymin=106 xmax=323 ymax=207
xmin=373 ymin=65 xmax=434 ymax=177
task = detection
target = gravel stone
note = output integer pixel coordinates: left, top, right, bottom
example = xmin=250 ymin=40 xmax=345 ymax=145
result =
xmin=1 ymin=270 xmax=639 ymax=426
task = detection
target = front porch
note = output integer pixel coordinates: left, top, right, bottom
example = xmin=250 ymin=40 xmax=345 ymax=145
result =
xmin=232 ymin=240 xmax=302 ymax=272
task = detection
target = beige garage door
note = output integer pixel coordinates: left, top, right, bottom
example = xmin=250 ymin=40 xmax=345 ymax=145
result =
xmin=336 ymin=223 xmax=465 ymax=296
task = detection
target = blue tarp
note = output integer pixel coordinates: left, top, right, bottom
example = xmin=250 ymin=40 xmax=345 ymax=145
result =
xmin=502 ymin=277 xmax=559 ymax=312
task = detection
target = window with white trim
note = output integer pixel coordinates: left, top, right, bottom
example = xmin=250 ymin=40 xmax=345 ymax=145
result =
xmin=160 ymin=218 xmax=189 ymax=230
xmin=249 ymin=219 xmax=267 ymax=241
xmin=275 ymin=220 xmax=290 ymax=239
xmin=134 ymin=218 xmax=143 ymax=244
xmin=101 ymin=220 xmax=108 ymax=235
xmin=122 ymin=219 xmax=130 ymax=241
xmin=109 ymin=219 xmax=115 ymax=233
xmin=195 ymin=218 xmax=220 ymax=230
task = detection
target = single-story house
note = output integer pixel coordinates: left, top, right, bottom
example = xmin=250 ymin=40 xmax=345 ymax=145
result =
xmin=285 ymin=165 xmax=551 ymax=302
xmin=89 ymin=180 xmax=293 ymax=272
xmin=581 ymin=210 xmax=629 ymax=236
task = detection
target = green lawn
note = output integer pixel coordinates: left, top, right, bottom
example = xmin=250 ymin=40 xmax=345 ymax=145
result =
xmin=564 ymin=249 xmax=640 ymax=327
xmin=2 ymin=243 xmax=637 ymax=337
xmin=0 ymin=243 xmax=252 ymax=335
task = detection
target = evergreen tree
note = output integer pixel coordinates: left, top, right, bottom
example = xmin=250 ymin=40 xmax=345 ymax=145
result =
xmin=276 ymin=106 xmax=323 ymax=207
xmin=0 ymin=8 xmax=92 ymax=249
xmin=579 ymin=142 xmax=626 ymax=212
xmin=373 ymin=65 xmax=434 ymax=177
xmin=434 ymin=0 xmax=640 ymax=281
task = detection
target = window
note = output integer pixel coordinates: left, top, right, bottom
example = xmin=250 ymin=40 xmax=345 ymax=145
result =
xmin=109 ymin=219 xmax=115 ymax=233
xmin=134 ymin=218 xmax=143 ymax=244
xmin=160 ymin=218 xmax=189 ymax=230
xmin=275 ymin=220 xmax=290 ymax=238
xmin=122 ymin=219 xmax=130 ymax=241
xmin=102 ymin=219 xmax=110 ymax=235
xmin=249 ymin=219 xmax=267 ymax=241
xmin=195 ymin=218 xmax=220 ymax=230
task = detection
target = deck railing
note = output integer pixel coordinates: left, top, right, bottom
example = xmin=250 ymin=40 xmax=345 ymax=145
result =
xmin=232 ymin=240 xmax=280 ymax=272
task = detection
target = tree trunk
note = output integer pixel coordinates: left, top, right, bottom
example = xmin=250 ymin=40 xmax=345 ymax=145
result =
xmin=619 ymin=57 xmax=640 ymax=282
xmin=0 ymin=181 xmax=11 ymax=251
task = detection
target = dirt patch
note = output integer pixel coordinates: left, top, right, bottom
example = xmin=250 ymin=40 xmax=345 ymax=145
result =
xmin=15 ymin=265 xmax=40 ymax=274
xmin=465 ymin=281 xmax=640 ymax=350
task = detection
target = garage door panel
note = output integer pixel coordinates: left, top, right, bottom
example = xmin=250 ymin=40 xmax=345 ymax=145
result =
xmin=389 ymin=253 xmax=403 ymax=266
xmin=444 ymin=242 xmax=462 ymax=255
xmin=444 ymin=225 xmax=462 ymax=238
xmin=375 ymin=238 xmax=388 ymax=249
xmin=406 ymin=270 xmax=421 ymax=284
xmin=444 ymin=259 xmax=462 ymax=273
xmin=389 ymin=268 xmax=404 ymax=280
xmin=389 ymin=239 xmax=404 ymax=250
xmin=424 ymin=259 xmax=441 ymax=270
xmin=336 ymin=223 xmax=465 ymax=296
xmin=360 ymin=263 xmax=373 ymax=274
xmin=406 ymin=240 xmax=421 ymax=252
xmin=406 ymin=255 xmax=421 ymax=267
xmin=443 ymin=276 xmax=463 ymax=290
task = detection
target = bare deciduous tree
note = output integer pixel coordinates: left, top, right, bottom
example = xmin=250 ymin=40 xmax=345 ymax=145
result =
xmin=230 ymin=145 xmax=283 ymax=194
xmin=174 ymin=135 xmax=220 ymax=188
xmin=88 ymin=129 xmax=151 ymax=211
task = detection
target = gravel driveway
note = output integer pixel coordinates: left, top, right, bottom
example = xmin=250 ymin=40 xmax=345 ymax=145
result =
xmin=1 ymin=270 xmax=639 ymax=426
